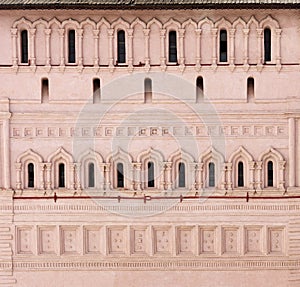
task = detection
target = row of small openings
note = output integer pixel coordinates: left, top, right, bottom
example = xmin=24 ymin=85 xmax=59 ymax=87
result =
xmin=40 ymin=77 xmax=255 ymax=103
xmin=20 ymin=28 xmax=272 ymax=65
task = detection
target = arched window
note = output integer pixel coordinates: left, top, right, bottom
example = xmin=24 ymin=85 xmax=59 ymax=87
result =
xmin=28 ymin=163 xmax=34 ymax=188
xmin=267 ymin=161 xmax=274 ymax=187
xmin=219 ymin=30 xmax=227 ymax=62
xmin=93 ymin=78 xmax=101 ymax=103
xmin=147 ymin=161 xmax=155 ymax=188
xmin=68 ymin=29 xmax=76 ymax=63
xmin=21 ymin=30 xmax=28 ymax=64
xmin=264 ymin=28 xmax=271 ymax=62
xmin=117 ymin=30 xmax=126 ymax=64
xmin=41 ymin=78 xmax=49 ymax=103
xmin=238 ymin=161 xmax=244 ymax=187
xmin=58 ymin=163 xmax=65 ymax=188
xmin=247 ymin=77 xmax=254 ymax=101
xmin=196 ymin=76 xmax=204 ymax=103
xmin=117 ymin=163 xmax=124 ymax=188
xmin=168 ymin=31 xmax=177 ymax=63
xmin=178 ymin=162 xmax=185 ymax=188
xmin=208 ymin=162 xmax=215 ymax=187
xmin=88 ymin=162 xmax=95 ymax=188
xmin=144 ymin=78 xmax=152 ymax=103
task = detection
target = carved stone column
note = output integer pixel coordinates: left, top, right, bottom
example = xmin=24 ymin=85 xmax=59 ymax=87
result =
xmin=249 ymin=161 xmax=255 ymax=190
xmin=58 ymin=28 xmax=65 ymax=66
xmin=3 ymin=116 xmax=11 ymax=189
xmin=74 ymin=162 xmax=82 ymax=190
xmin=211 ymin=28 xmax=218 ymax=68
xmin=275 ymin=28 xmax=282 ymax=70
xmin=127 ymin=28 xmax=134 ymax=69
xmin=226 ymin=162 xmax=233 ymax=190
xmin=39 ymin=163 xmax=45 ymax=190
xmin=104 ymin=163 xmax=111 ymax=190
xmin=129 ymin=163 xmax=134 ymax=190
xmin=221 ymin=163 xmax=226 ymax=190
xmin=195 ymin=28 xmax=202 ymax=70
xmin=160 ymin=28 xmax=166 ymax=68
xmin=164 ymin=162 xmax=172 ymax=191
xmin=179 ymin=28 xmax=185 ymax=67
xmin=15 ymin=163 xmax=22 ymax=190
xmin=45 ymin=163 xmax=52 ymax=190
xmin=44 ymin=28 xmax=51 ymax=66
xmin=279 ymin=161 xmax=286 ymax=190
xmin=134 ymin=163 xmax=142 ymax=191
xmin=77 ymin=28 xmax=83 ymax=66
xmin=11 ymin=28 xmax=18 ymax=66
xmin=198 ymin=163 xmax=203 ymax=190
xmin=256 ymin=161 xmax=263 ymax=190
xmin=189 ymin=163 xmax=197 ymax=190
xmin=256 ymin=28 xmax=263 ymax=68
xmin=243 ymin=28 xmax=249 ymax=68
xmin=108 ymin=28 xmax=114 ymax=69
xmin=29 ymin=28 xmax=36 ymax=66
xmin=229 ymin=28 xmax=235 ymax=67
xmin=93 ymin=29 xmax=99 ymax=66
xmin=143 ymin=28 xmax=150 ymax=68
xmin=99 ymin=163 xmax=105 ymax=190
xmin=69 ymin=163 xmax=75 ymax=190
xmin=289 ymin=117 xmax=296 ymax=188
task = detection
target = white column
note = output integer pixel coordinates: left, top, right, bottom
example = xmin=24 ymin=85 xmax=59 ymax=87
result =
xmin=127 ymin=28 xmax=133 ymax=68
xmin=45 ymin=163 xmax=52 ymax=190
xmin=39 ymin=163 xmax=45 ymax=190
xmin=289 ymin=117 xmax=296 ymax=187
xmin=44 ymin=28 xmax=51 ymax=66
xmin=179 ymin=28 xmax=185 ymax=66
xmin=211 ymin=28 xmax=218 ymax=67
xmin=58 ymin=28 xmax=65 ymax=66
xmin=275 ymin=28 xmax=282 ymax=69
xmin=221 ymin=163 xmax=226 ymax=190
xmin=243 ymin=28 xmax=249 ymax=67
xmin=256 ymin=161 xmax=263 ymax=190
xmin=195 ymin=28 xmax=201 ymax=69
xmin=256 ymin=28 xmax=263 ymax=66
xmin=229 ymin=28 xmax=235 ymax=67
xmin=160 ymin=28 xmax=166 ymax=68
xmin=11 ymin=28 xmax=18 ymax=66
xmin=93 ymin=29 xmax=99 ymax=66
xmin=75 ymin=163 xmax=82 ymax=190
xmin=3 ymin=117 xmax=11 ymax=189
xmin=77 ymin=28 xmax=83 ymax=66
xmin=15 ymin=163 xmax=22 ymax=190
xmin=165 ymin=162 xmax=172 ymax=190
xmin=108 ymin=28 xmax=114 ymax=69
xmin=29 ymin=28 xmax=36 ymax=66
xmin=226 ymin=163 xmax=233 ymax=190
xmin=279 ymin=161 xmax=286 ymax=190
xmin=134 ymin=163 xmax=142 ymax=191
xmin=249 ymin=161 xmax=255 ymax=190
xmin=143 ymin=28 xmax=150 ymax=67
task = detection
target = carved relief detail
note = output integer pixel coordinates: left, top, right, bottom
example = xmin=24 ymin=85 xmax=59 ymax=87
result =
xmin=60 ymin=226 xmax=79 ymax=254
xmin=268 ymin=227 xmax=284 ymax=254
xmin=199 ymin=227 xmax=216 ymax=255
xmin=131 ymin=226 xmax=147 ymax=255
xmin=84 ymin=226 xmax=101 ymax=254
xmin=16 ymin=226 xmax=33 ymax=254
xmin=222 ymin=227 xmax=240 ymax=255
xmin=176 ymin=226 xmax=195 ymax=255
xmin=244 ymin=226 xmax=262 ymax=254
xmin=107 ymin=226 xmax=127 ymax=255
xmin=153 ymin=226 xmax=172 ymax=255
xmin=38 ymin=226 xmax=56 ymax=254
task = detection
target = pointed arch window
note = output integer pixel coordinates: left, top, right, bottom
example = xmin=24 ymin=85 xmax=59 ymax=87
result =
xmin=144 ymin=78 xmax=152 ymax=103
xmin=208 ymin=162 xmax=215 ymax=187
xmin=169 ymin=31 xmax=177 ymax=63
xmin=68 ymin=29 xmax=76 ymax=63
xmin=264 ymin=28 xmax=271 ymax=62
xmin=178 ymin=162 xmax=186 ymax=188
xmin=58 ymin=163 xmax=65 ymax=188
xmin=117 ymin=30 xmax=126 ymax=64
xmin=196 ymin=76 xmax=204 ymax=102
xmin=28 ymin=163 xmax=34 ymax=188
xmin=88 ymin=162 xmax=95 ymax=188
xmin=147 ymin=161 xmax=155 ymax=188
xmin=267 ymin=161 xmax=274 ymax=187
xmin=219 ymin=30 xmax=227 ymax=62
xmin=238 ymin=161 xmax=244 ymax=187
xmin=21 ymin=30 xmax=28 ymax=64
xmin=117 ymin=163 xmax=124 ymax=188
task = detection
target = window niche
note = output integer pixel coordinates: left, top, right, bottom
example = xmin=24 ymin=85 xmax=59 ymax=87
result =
xmin=237 ymin=161 xmax=244 ymax=187
xmin=219 ymin=29 xmax=227 ymax=62
xmin=144 ymin=78 xmax=152 ymax=103
xmin=41 ymin=78 xmax=49 ymax=103
xmin=267 ymin=161 xmax=274 ymax=187
xmin=117 ymin=30 xmax=126 ymax=64
xmin=168 ymin=31 xmax=177 ymax=63
xmin=27 ymin=163 xmax=34 ymax=188
xmin=178 ymin=162 xmax=186 ymax=188
xmin=93 ymin=78 xmax=101 ymax=103
xmin=264 ymin=28 xmax=271 ymax=62
xmin=88 ymin=162 xmax=95 ymax=188
xmin=68 ymin=29 xmax=76 ymax=64
xmin=147 ymin=161 xmax=155 ymax=188
xmin=196 ymin=76 xmax=204 ymax=103
xmin=21 ymin=30 xmax=29 ymax=64
xmin=247 ymin=77 xmax=254 ymax=102
xmin=58 ymin=163 xmax=65 ymax=188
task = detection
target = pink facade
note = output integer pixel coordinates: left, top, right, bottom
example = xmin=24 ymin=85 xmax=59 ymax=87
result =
xmin=0 ymin=2 xmax=300 ymax=286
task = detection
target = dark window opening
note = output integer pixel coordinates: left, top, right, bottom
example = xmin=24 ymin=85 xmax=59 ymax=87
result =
xmin=267 ymin=161 xmax=274 ymax=187
xmin=88 ymin=163 xmax=95 ymax=188
xmin=264 ymin=28 xmax=271 ymax=62
xmin=28 ymin=163 xmax=34 ymax=188
xmin=41 ymin=78 xmax=49 ymax=103
xmin=208 ymin=162 xmax=215 ymax=187
xmin=169 ymin=31 xmax=177 ymax=63
xmin=21 ymin=30 xmax=28 ymax=63
xmin=68 ymin=30 xmax=76 ymax=63
xmin=93 ymin=78 xmax=101 ymax=103
xmin=147 ymin=161 xmax=155 ymax=188
xmin=117 ymin=30 xmax=126 ymax=64
xmin=117 ymin=163 xmax=124 ymax=188
xmin=220 ymin=30 xmax=227 ymax=62
xmin=59 ymin=163 xmax=65 ymax=188
xmin=238 ymin=161 xmax=244 ymax=187
xmin=178 ymin=162 xmax=186 ymax=188
xmin=247 ymin=77 xmax=254 ymax=101
xmin=196 ymin=76 xmax=204 ymax=103
xmin=144 ymin=78 xmax=152 ymax=103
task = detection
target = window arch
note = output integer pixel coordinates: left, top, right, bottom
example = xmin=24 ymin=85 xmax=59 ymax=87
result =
xmin=21 ymin=30 xmax=28 ymax=64
xmin=267 ymin=161 xmax=274 ymax=187
xmin=27 ymin=163 xmax=34 ymax=188
xmin=93 ymin=78 xmax=101 ymax=103
xmin=237 ymin=161 xmax=244 ymax=187
xmin=58 ymin=163 xmax=65 ymax=188
xmin=88 ymin=162 xmax=95 ymax=188
xmin=247 ymin=77 xmax=254 ymax=101
xmin=178 ymin=162 xmax=186 ymax=188
xmin=219 ymin=30 xmax=227 ymax=62
xmin=208 ymin=162 xmax=215 ymax=187
xmin=117 ymin=162 xmax=124 ymax=188
xmin=264 ymin=28 xmax=271 ymax=62
xmin=168 ymin=31 xmax=177 ymax=63
xmin=41 ymin=78 xmax=49 ymax=103
xmin=144 ymin=78 xmax=152 ymax=103
xmin=196 ymin=76 xmax=204 ymax=103
xmin=147 ymin=161 xmax=155 ymax=188
xmin=117 ymin=30 xmax=126 ymax=64
xmin=68 ymin=29 xmax=76 ymax=63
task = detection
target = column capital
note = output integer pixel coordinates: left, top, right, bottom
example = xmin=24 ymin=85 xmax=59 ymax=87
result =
xmin=108 ymin=28 xmax=114 ymax=37
xmin=243 ymin=28 xmax=249 ymax=35
xmin=160 ymin=29 xmax=166 ymax=37
xmin=93 ymin=29 xmax=100 ymax=37
xmin=44 ymin=28 xmax=51 ymax=36
xmin=29 ymin=28 xmax=36 ymax=36
xmin=143 ymin=28 xmax=150 ymax=36
xmin=10 ymin=28 xmax=18 ymax=35
xmin=195 ymin=28 xmax=202 ymax=35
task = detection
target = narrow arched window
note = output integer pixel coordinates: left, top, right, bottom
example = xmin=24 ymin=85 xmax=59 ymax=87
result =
xmin=93 ymin=78 xmax=101 ymax=103
xmin=147 ymin=161 xmax=155 ymax=188
xmin=28 ymin=163 xmax=34 ymax=188
xmin=117 ymin=163 xmax=124 ymax=188
xmin=88 ymin=163 xmax=95 ymax=188
xmin=196 ymin=76 xmax=204 ymax=103
xmin=208 ymin=162 xmax=215 ymax=187
xmin=21 ymin=30 xmax=28 ymax=64
xmin=178 ymin=162 xmax=185 ymax=188
xmin=169 ymin=31 xmax=177 ymax=63
xmin=264 ymin=28 xmax=271 ymax=62
xmin=267 ymin=161 xmax=274 ymax=187
xmin=247 ymin=77 xmax=254 ymax=101
xmin=144 ymin=78 xmax=152 ymax=103
xmin=58 ymin=163 xmax=65 ymax=188
xmin=219 ymin=30 xmax=227 ymax=62
xmin=238 ymin=161 xmax=244 ymax=187
xmin=41 ymin=78 xmax=49 ymax=103
xmin=68 ymin=29 xmax=76 ymax=63
xmin=117 ymin=30 xmax=126 ymax=64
